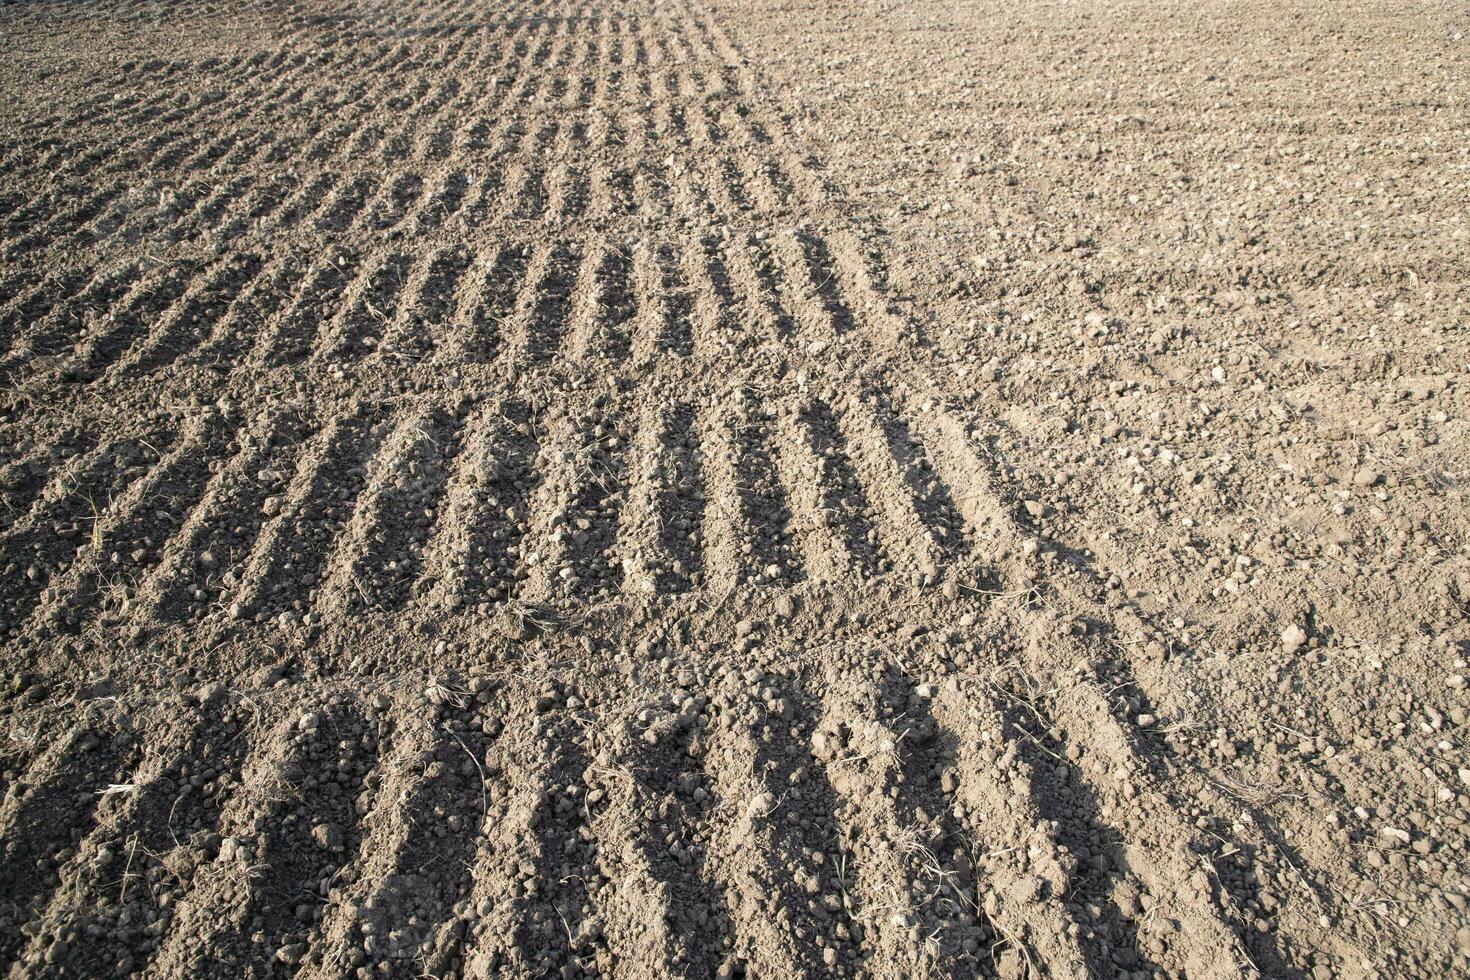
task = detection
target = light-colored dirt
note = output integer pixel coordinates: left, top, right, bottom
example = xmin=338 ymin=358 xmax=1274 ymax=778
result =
xmin=0 ymin=0 xmax=1465 ymax=977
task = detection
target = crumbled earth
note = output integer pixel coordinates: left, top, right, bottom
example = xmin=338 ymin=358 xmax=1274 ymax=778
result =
xmin=1 ymin=0 xmax=1466 ymax=977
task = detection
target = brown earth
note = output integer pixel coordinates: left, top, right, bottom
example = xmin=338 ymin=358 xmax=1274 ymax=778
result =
xmin=0 ymin=0 xmax=1466 ymax=977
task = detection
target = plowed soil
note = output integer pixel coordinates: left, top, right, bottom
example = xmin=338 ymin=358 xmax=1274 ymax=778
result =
xmin=1 ymin=0 xmax=1466 ymax=977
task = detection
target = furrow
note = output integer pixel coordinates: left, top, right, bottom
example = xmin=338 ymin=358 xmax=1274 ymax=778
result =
xmin=681 ymin=234 xmax=741 ymax=360
xmin=587 ymin=38 xmax=630 ymax=219
xmin=585 ymin=695 xmax=732 ymax=977
xmin=517 ymin=402 xmax=631 ymax=606
xmin=48 ymin=263 xmax=195 ymax=385
xmin=545 ymin=116 xmax=590 ymax=222
xmin=0 ymin=429 xmax=175 ymax=636
xmin=634 ymin=241 xmax=694 ymax=363
xmin=1031 ymin=672 xmax=1254 ymax=979
xmin=923 ymin=678 xmax=1092 ymax=977
xmin=903 ymin=393 xmax=1253 ymax=975
xmin=414 ymin=169 xmax=470 ymax=232
xmin=768 ymin=229 xmax=851 ymax=351
xmin=13 ymin=694 xmax=253 ymax=978
xmin=702 ymin=677 xmax=859 ymax=976
xmin=252 ymin=249 xmax=361 ymax=364
xmin=271 ymin=171 xmax=341 ymax=233
xmin=229 ymin=407 xmax=390 ymax=627
xmin=0 ymin=432 xmax=95 ymax=534
xmin=505 ymin=242 xmax=579 ymax=369
xmin=565 ymin=242 xmax=635 ymax=366
xmin=811 ymin=665 xmax=981 ymax=976
xmin=0 ymin=269 xmax=51 ymax=344
xmin=832 ymin=393 xmax=948 ymax=588
xmin=138 ymin=409 xmax=308 ymax=624
xmin=0 ymin=722 xmax=141 ymax=969
xmin=457 ymin=67 xmax=547 ymax=229
xmin=824 ymin=227 xmax=923 ymax=348
xmin=4 ymin=183 xmax=126 ymax=259
xmin=190 ymin=251 xmax=309 ymax=369
xmin=102 ymin=176 xmax=214 ymax=251
xmin=617 ymin=399 xmax=706 ymax=598
xmin=674 ymin=1 xmax=855 ymax=212
xmin=895 ymin=393 xmax=1023 ymax=564
xmin=377 ymin=247 xmax=469 ymax=363
xmin=314 ymin=172 xmax=380 ymax=234
xmin=149 ymin=701 xmax=387 ymax=978
xmin=721 ymin=234 xmax=795 ymax=345
xmin=220 ymin=171 xmax=297 ymax=237
xmin=364 ymin=172 xmax=424 ymax=232
xmin=191 ymin=172 xmax=260 ymax=234
xmin=697 ymin=395 xmax=801 ymax=592
xmin=318 ymin=252 xmax=414 ymax=364
xmin=440 ymin=243 xmax=531 ymax=365
xmin=508 ymin=122 xmax=557 ymax=221
xmin=317 ymin=404 xmax=462 ymax=616
xmin=113 ymin=253 xmax=265 ymax=378
xmin=772 ymin=396 xmax=885 ymax=585
xmin=29 ymin=409 xmax=236 ymax=635
xmin=305 ymin=692 xmax=489 ymax=979
xmin=462 ymin=696 xmax=603 ymax=977
xmin=417 ymin=398 xmax=540 ymax=616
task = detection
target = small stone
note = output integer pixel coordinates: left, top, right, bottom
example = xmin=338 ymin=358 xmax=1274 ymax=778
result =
xmin=1379 ymin=827 xmax=1411 ymax=846
xmin=1280 ymin=624 xmax=1308 ymax=655
xmin=1352 ymin=468 xmax=1381 ymax=487
xmin=276 ymin=943 xmax=307 ymax=965
xmin=262 ymin=495 xmax=283 ymax=517
xmin=1022 ymin=499 xmax=1044 ymax=519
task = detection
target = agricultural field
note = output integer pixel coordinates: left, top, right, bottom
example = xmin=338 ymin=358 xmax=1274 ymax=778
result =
xmin=0 ymin=0 xmax=1465 ymax=976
